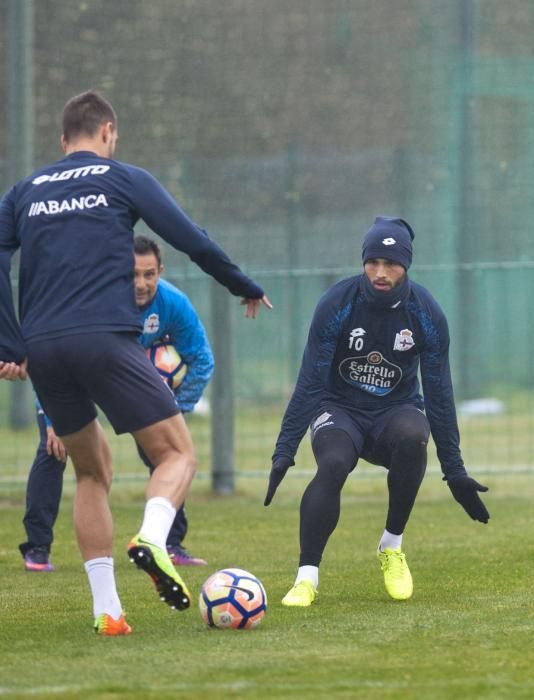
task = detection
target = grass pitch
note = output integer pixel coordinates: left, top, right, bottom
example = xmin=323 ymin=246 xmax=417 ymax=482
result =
xmin=0 ymin=473 xmax=533 ymax=700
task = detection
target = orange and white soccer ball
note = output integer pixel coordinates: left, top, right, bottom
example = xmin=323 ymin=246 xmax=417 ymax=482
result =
xmin=199 ymin=568 xmax=267 ymax=629
xmin=146 ymin=342 xmax=187 ymax=389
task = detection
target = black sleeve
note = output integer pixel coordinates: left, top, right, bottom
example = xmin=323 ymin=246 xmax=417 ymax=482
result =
xmin=127 ymin=166 xmax=264 ymax=299
xmin=273 ymin=286 xmax=349 ymax=462
xmin=0 ymin=188 xmax=26 ymax=362
xmin=419 ymin=299 xmax=467 ymax=480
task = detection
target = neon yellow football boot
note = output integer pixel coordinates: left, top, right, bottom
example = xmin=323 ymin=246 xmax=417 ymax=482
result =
xmin=281 ymin=579 xmax=317 ymax=607
xmin=377 ymin=547 xmax=413 ymax=600
xmin=128 ymin=534 xmax=191 ymax=610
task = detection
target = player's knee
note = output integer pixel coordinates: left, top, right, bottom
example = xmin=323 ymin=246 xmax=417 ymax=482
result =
xmin=313 ymin=430 xmax=357 ymax=489
xmin=315 ymin=452 xmax=351 ymax=490
xmin=73 ymin=459 xmax=113 ymax=491
xmin=184 ymin=453 xmax=198 ymax=480
xmin=390 ymin=433 xmax=428 ymax=477
xmin=395 ymin=421 xmax=428 ymax=449
xmin=100 ymin=466 xmax=113 ymax=492
xmin=396 ymin=433 xmax=427 ymax=456
xmin=154 ymin=443 xmax=197 ymax=479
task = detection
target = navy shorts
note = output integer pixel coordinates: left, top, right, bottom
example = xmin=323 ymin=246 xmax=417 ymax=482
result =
xmin=26 ymin=332 xmax=179 ymax=436
xmin=310 ymin=404 xmax=430 ymax=469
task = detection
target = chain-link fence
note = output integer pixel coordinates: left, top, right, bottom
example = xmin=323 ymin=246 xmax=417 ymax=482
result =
xmin=1 ymin=0 xmax=534 ymax=484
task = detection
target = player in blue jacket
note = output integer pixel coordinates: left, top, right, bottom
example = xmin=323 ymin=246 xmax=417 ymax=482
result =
xmin=264 ymin=216 xmax=489 ymax=607
xmin=19 ymin=235 xmax=213 ymax=571
xmin=134 ymin=234 xmax=214 ymax=565
xmin=0 ymin=90 xmax=271 ymax=635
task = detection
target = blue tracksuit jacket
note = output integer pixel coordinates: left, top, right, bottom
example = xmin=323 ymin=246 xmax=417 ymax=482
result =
xmin=138 ymin=279 xmax=214 ymax=412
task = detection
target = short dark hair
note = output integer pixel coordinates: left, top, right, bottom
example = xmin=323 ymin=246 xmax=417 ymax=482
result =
xmin=62 ymin=90 xmax=117 ymax=142
xmin=134 ymin=235 xmax=162 ymax=267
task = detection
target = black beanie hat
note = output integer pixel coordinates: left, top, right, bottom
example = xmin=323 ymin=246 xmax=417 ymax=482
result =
xmin=361 ymin=216 xmax=415 ymax=270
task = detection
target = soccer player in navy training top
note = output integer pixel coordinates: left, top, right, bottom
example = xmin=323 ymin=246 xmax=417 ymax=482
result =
xmin=264 ymin=216 xmax=489 ymax=607
xmin=19 ymin=235 xmax=214 ymax=571
xmin=0 ymin=90 xmax=271 ymax=635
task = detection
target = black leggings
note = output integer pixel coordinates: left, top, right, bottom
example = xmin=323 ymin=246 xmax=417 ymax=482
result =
xmin=299 ymin=412 xmax=429 ymax=567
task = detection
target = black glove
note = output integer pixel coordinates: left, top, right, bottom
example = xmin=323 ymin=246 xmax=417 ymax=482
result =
xmin=447 ymin=476 xmax=490 ymax=523
xmin=264 ymin=456 xmax=294 ymax=506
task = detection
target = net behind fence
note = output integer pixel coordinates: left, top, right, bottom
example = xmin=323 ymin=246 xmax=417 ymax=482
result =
xmin=1 ymin=0 xmax=534 ymax=479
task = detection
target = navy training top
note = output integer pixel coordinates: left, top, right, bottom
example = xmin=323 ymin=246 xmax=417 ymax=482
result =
xmin=0 ymin=151 xmax=264 ymax=361
xmin=273 ymin=274 xmax=467 ymax=479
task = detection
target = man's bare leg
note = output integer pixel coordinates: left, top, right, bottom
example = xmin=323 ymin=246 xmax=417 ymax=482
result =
xmin=133 ymin=412 xmax=197 ymax=507
xmin=61 ymin=419 xmax=130 ymax=634
xmin=61 ymin=419 xmax=113 ymax=560
xmin=128 ymin=412 xmax=197 ymax=610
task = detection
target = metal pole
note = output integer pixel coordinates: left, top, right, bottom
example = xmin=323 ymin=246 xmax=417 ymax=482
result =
xmin=457 ymin=0 xmax=476 ymax=398
xmin=7 ymin=0 xmax=34 ymax=429
xmin=210 ymin=280 xmax=235 ymax=494
xmin=285 ymin=141 xmax=300 ymax=378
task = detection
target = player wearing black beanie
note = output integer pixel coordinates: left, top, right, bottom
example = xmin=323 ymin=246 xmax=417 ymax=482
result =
xmin=265 ymin=215 xmax=489 ymax=607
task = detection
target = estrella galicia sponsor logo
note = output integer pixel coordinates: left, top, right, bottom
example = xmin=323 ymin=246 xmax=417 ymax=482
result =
xmin=338 ymin=351 xmax=402 ymax=396
xmin=143 ymin=313 xmax=160 ymax=334
xmin=32 ymin=164 xmax=110 ymax=185
xmin=28 ymin=194 xmax=109 ymax=217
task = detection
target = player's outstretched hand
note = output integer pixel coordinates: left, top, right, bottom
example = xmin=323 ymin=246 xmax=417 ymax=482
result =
xmin=241 ymin=295 xmax=273 ymax=319
xmin=264 ymin=456 xmax=294 ymax=506
xmin=447 ymin=476 xmax=490 ymax=523
xmin=0 ymin=358 xmax=28 ymax=381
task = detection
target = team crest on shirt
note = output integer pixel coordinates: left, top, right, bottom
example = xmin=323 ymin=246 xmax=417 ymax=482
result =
xmin=393 ymin=329 xmax=415 ymax=351
xmin=338 ymin=351 xmax=402 ymax=397
xmin=143 ymin=313 xmax=160 ymax=334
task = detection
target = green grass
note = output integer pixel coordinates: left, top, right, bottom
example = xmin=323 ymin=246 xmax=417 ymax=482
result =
xmin=1 ymin=473 xmax=533 ymax=699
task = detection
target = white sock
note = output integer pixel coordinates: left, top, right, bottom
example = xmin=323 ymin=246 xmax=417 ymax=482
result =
xmin=378 ymin=529 xmax=403 ymax=552
xmin=84 ymin=557 xmax=122 ymax=619
xmin=295 ymin=565 xmax=319 ymax=589
xmin=139 ymin=496 xmax=176 ymax=550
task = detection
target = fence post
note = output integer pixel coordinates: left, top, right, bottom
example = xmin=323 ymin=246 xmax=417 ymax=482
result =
xmin=210 ymin=280 xmax=235 ymax=494
xmin=285 ymin=142 xmax=301 ymax=378
xmin=7 ymin=0 xmax=34 ymax=429
xmin=456 ymin=0 xmax=478 ymax=398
